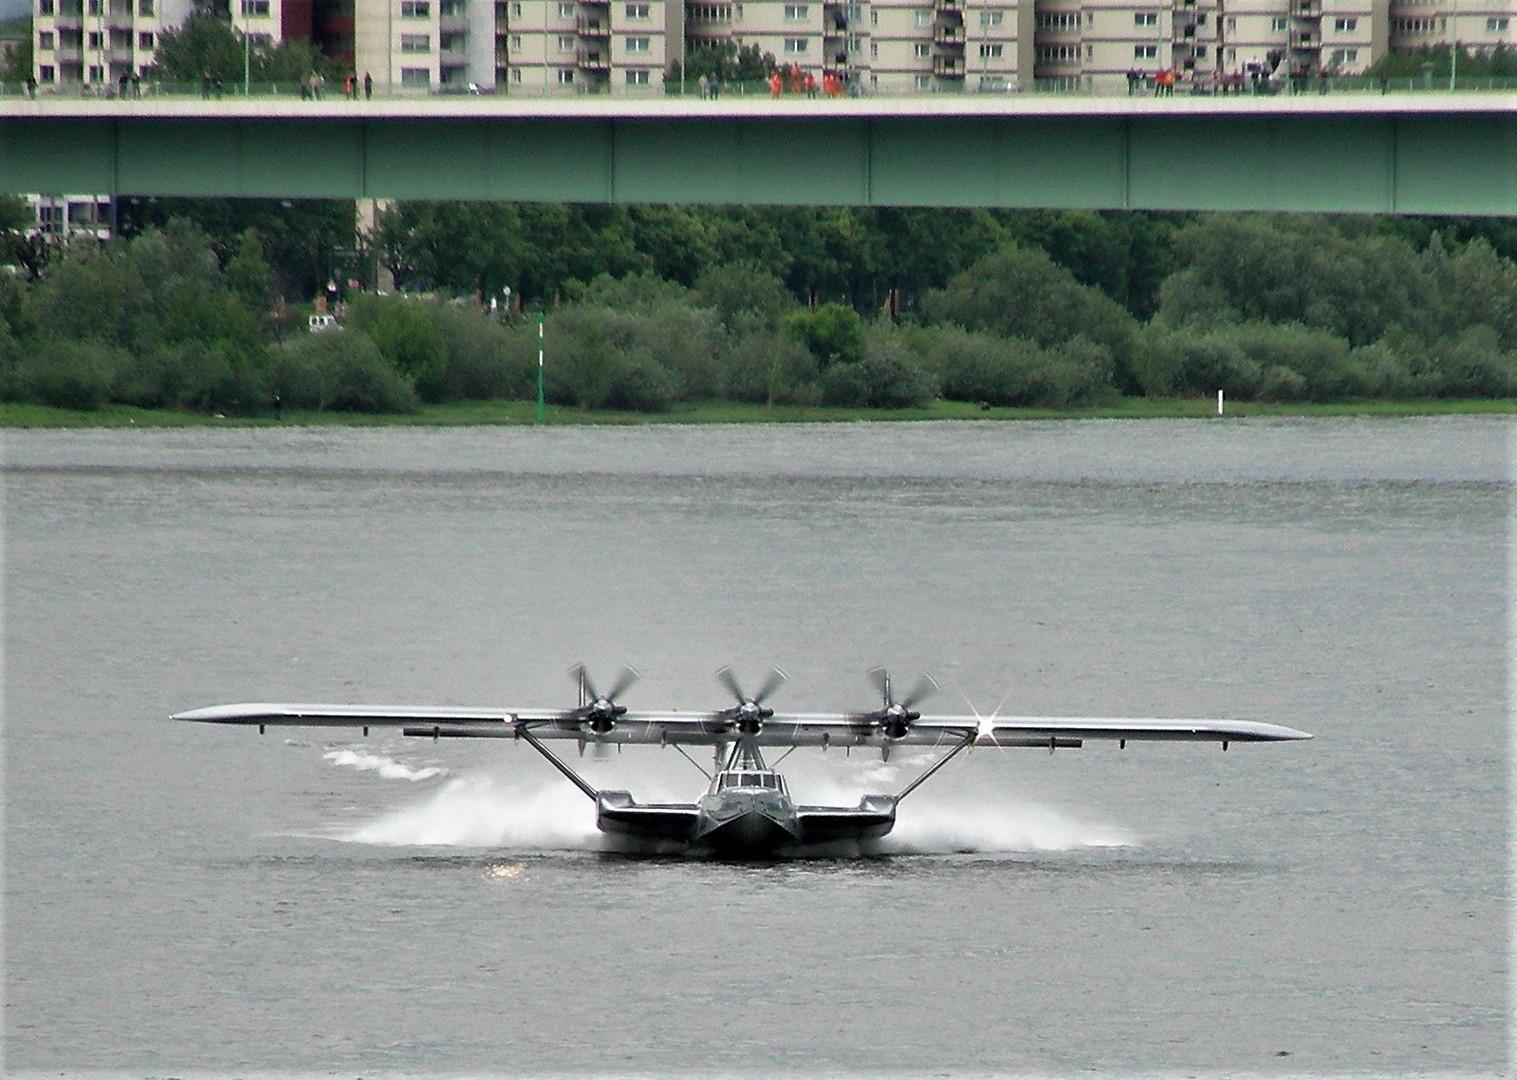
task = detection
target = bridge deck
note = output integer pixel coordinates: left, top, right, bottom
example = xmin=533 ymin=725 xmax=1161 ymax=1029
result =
xmin=3 ymin=92 xmax=1513 ymax=214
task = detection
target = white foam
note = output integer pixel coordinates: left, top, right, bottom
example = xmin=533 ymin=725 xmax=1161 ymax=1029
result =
xmin=323 ymin=747 xmax=448 ymax=782
xmin=333 ymin=771 xmax=599 ymax=848
xmin=880 ymin=800 xmax=1136 ymax=854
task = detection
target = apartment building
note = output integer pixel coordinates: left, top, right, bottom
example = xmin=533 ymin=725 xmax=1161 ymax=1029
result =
xmin=352 ymin=0 xmax=500 ymax=90
xmin=26 ymin=0 xmax=1516 ymax=91
xmin=32 ymin=0 xmax=195 ymax=87
xmin=494 ymin=0 xmax=677 ymax=91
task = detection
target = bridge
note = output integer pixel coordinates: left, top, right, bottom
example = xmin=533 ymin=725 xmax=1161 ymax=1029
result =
xmin=2 ymin=93 xmax=1513 ymax=215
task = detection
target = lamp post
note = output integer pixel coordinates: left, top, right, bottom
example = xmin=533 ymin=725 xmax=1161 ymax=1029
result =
xmin=242 ymin=0 xmax=250 ymax=96
xmin=1449 ymin=0 xmax=1457 ymax=90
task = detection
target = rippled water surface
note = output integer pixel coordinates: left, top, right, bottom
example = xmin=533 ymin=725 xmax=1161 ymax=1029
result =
xmin=4 ymin=417 xmax=1509 ymax=1077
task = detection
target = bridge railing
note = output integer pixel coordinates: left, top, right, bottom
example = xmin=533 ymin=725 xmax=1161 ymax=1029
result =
xmin=4 ymin=73 xmax=1517 ymax=101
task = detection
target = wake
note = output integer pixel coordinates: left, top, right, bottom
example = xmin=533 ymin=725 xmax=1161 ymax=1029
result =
xmin=319 ymin=754 xmax=1135 ymax=854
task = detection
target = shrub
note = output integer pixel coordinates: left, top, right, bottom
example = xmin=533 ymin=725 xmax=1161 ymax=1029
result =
xmin=2 ymin=336 xmax=126 ymax=411
xmin=271 ymin=330 xmax=420 ymax=413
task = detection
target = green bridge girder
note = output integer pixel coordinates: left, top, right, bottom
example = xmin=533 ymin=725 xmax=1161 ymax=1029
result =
xmin=2 ymin=95 xmax=1513 ymax=215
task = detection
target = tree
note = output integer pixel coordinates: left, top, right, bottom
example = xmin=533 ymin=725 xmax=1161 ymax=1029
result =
xmin=1 ymin=18 xmax=33 ymax=87
xmin=782 ymin=302 xmax=866 ymax=366
xmin=668 ymin=40 xmax=775 ymax=85
xmin=924 ymin=242 xmax=1139 ymax=385
xmin=1157 ymin=214 xmax=1434 ymax=347
xmin=116 ymin=197 xmax=356 ymax=299
xmin=151 ymin=14 xmax=245 ymax=83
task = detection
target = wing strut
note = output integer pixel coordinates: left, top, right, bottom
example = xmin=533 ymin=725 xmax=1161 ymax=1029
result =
xmin=515 ymin=724 xmax=599 ymax=802
xmin=894 ymin=733 xmax=976 ymax=803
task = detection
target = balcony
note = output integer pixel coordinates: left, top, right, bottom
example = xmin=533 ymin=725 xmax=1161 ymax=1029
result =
xmin=934 ymin=25 xmax=962 ymax=42
xmin=932 ymin=56 xmax=963 ymax=76
xmin=934 ymin=0 xmax=960 ymax=10
xmin=576 ymin=48 xmax=609 ymax=68
xmin=576 ymin=15 xmax=608 ymax=33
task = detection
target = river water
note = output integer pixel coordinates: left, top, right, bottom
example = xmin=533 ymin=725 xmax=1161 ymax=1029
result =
xmin=3 ymin=417 xmax=1509 ymax=1077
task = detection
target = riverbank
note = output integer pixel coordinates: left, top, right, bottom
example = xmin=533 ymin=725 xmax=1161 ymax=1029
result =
xmin=4 ymin=397 xmax=1516 ymax=428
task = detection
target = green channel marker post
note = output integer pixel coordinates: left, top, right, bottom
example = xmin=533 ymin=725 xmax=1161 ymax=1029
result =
xmin=536 ymin=312 xmax=545 ymax=423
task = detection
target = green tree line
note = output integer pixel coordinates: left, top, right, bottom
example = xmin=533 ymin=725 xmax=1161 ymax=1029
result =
xmin=3 ymin=205 xmax=1516 ymax=414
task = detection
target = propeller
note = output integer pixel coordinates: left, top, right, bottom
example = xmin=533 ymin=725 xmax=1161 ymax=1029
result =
xmin=715 ymin=666 xmax=787 ymax=735
xmin=864 ymin=667 xmax=938 ymax=741
xmin=569 ymin=663 xmax=640 ymax=735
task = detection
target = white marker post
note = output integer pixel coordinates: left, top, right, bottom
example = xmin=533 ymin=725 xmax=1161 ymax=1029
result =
xmin=536 ymin=313 xmax=545 ymax=422
xmin=1217 ymin=389 xmax=1224 ymax=416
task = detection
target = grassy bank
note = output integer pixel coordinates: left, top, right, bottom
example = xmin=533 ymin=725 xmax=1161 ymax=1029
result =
xmin=4 ymin=397 xmax=1516 ymax=429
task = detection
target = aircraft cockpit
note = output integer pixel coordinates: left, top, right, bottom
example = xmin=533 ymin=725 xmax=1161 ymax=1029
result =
xmin=715 ymin=770 xmax=788 ymax=794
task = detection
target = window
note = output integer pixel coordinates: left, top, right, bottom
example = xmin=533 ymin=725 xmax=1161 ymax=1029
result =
xmin=1036 ymin=12 xmax=1077 ymax=30
xmin=1270 ymin=16 xmax=1287 ymax=30
xmin=1488 ymin=17 xmax=1509 ymax=31
xmin=783 ymin=3 xmax=806 ymax=19
xmin=1134 ymin=43 xmax=1156 ymax=57
xmin=978 ymin=42 xmax=1001 ymax=58
xmin=39 ymin=64 xmax=55 ymax=81
xmin=913 ymin=41 xmax=928 ymax=57
xmin=1333 ymin=16 xmax=1356 ymax=31
xmin=557 ymin=1 xmax=574 ymax=16
xmin=401 ymin=32 xmax=431 ymax=50
xmin=558 ymin=33 xmax=574 ymax=50
xmin=87 ymin=0 xmax=100 ymax=12
xmin=38 ymin=30 xmax=54 ymax=49
xmin=626 ymin=68 xmax=649 ymax=83
xmin=136 ymin=0 xmax=151 ymax=13
xmin=511 ymin=68 xmax=522 ymax=81
xmin=509 ymin=32 xmax=521 ymax=48
xmin=400 ymin=66 xmax=429 ymax=85
xmin=241 ymin=0 xmax=269 ymax=15
xmin=1036 ymin=43 xmax=1079 ymax=62
xmin=688 ymin=3 xmax=731 ymax=17
xmin=1225 ymin=14 xmax=1235 ymax=30
xmin=914 ymin=9 xmax=929 ymax=25
xmin=510 ymin=1 xmax=521 ymax=13
xmin=1330 ymin=47 xmax=1358 ymax=64
xmin=626 ymin=35 xmax=649 ymax=51
xmin=979 ymin=9 xmax=1001 ymax=25
xmin=913 ymin=73 xmax=930 ymax=88
xmin=557 ymin=68 xmax=574 ymax=83
xmin=37 ymin=0 xmax=53 ymax=13
xmin=1193 ymin=44 xmax=1205 ymax=57
xmin=439 ymin=0 xmax=462 ymax=13
xmin=88 ymin=63 xmax=103 ymax=80
xmin=87 ymin=29 xmax=101 ymax=47
xmin=1392 ymin=16 xmax=1435 ymax=33
xmin=137 ymin=30 xmax=152 ymax=48
xmin=783 ymin=36 xmax=808 ymax=52
xmin=624 ymin=1 xmax=649 ymax=16
xmin=401 ymin=0 xmax=430 ymax=15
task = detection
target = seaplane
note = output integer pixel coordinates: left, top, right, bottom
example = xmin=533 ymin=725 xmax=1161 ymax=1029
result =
xmin=173 ymin=665 xmax=1312 ymax=858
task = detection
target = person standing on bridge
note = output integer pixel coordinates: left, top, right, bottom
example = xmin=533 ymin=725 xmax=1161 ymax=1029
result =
xmin=364 ymin=72 xmax=373 ymax=99
xmin=769 ymin=71 xmax=782 ymax=97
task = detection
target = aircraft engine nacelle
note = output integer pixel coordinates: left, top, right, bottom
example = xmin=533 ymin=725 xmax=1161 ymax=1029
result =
xmin=881 ymin=711 xmax=917 ymax=741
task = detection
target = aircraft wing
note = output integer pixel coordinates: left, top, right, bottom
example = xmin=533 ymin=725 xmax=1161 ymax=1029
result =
xmin=172 ymin=702 xmax=514 ymax=729
xmin=173 ymin=703 xmax=1310 ymax=747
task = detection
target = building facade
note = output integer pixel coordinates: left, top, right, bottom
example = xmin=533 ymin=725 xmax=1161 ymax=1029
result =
xmin=24 ymin=0 xmax=1517 ymax=92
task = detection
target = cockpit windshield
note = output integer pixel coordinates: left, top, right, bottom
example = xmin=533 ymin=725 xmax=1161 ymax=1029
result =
xmin=717 ymin=770 xmax=785 ymax=791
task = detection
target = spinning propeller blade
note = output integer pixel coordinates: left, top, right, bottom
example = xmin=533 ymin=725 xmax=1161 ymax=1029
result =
xmin=865 ymin=667 xmax=939 ymax=741
xmin=568 ymin=663 xmax=640 ymax=736
xmin=715 ymin=666 xmax=787 ymax=735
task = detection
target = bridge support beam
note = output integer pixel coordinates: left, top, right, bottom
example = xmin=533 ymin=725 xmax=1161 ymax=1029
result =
xmin=2 ymin=99 xmax=1513 ymax=215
